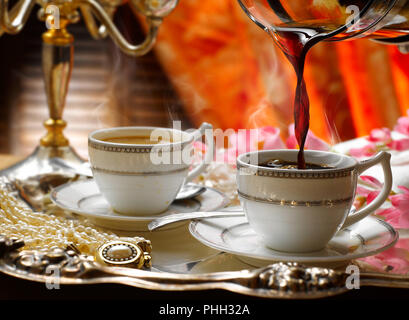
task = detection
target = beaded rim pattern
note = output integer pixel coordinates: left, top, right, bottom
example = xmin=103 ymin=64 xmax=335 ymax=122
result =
xmin=88 ymin=139 xmax=191 ymax=153
xmin=237 ymin=164 xmax=354 ymax=179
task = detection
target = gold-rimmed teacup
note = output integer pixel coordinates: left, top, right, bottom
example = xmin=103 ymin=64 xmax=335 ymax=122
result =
xmin=88 ymin=123 xmax=213 ymax=215
xmin=237 ymin=150 xmax=392 ymax=253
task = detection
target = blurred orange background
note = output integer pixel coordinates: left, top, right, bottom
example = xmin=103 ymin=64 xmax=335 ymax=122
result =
xmin=149 ymin=0 xmax=409 ymax=143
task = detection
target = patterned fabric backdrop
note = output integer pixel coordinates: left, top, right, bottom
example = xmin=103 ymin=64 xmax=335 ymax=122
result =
xmin=147 ymin=0 xmax=409 ymax=143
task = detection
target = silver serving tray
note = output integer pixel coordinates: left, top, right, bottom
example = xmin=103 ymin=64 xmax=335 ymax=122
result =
xmin=1 ymin=235 xmax=409 ymax=299
xmin=0 ymin=175 xmax=409 ymax=299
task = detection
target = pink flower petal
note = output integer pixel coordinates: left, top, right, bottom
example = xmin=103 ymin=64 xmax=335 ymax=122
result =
xmin=398 ymin=212 xmax=409 ymax=229
xmin=398 ymin=185 xmax=409 ymax=194
xmin=376 ymin=207 xmax=398 ymax=218
xmin=257 ymin=126 xmax=279 ymax=137
xmin=260 ymin=127 xmax=286 ymax=150
xmin=388 ymin=138 xmax=409 ymax=151
xmin=360 ymin=240 xmax=409 ymax=274
xmin=220 ymin=126 xmax=286 ymax=164
xmin=361 ymin=256 xmax=389 ymax=271
xmin=286 ymin=134 xmax=298 ymax=149
xmin=356 ymin=185 xmax=372 ymax=197
xmin=377 ymin=207 xmax=402 ymax=228
xmin=390 ymin=193 xmax=409 ymax=211
xmin=349 ymin=143 xmax=377 ymax=158
xmin=377 ymin=206 xmax=409 ymax=229
xmin=367 ymin=190 xmax=380 ymax=204
xmin=394 ymin=116 xmax=409 ymax=136
xmin=305 ymin=133 xmax=331 ymax=151
xmin=395 ymin=239 xmax=409 ymax=250
xmin=368 ymin=128 xmax=392 ymax=143
xmin=286 ymin=124 xmax=330 ymax=151
xmin=360 ymin=175 xmax=383 ymax=189
xmin=263 ymin=136 xmax=286 ymax=150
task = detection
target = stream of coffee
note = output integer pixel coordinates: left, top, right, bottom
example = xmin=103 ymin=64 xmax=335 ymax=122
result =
xmin=269 ymin=27 xmax=333 ymax=169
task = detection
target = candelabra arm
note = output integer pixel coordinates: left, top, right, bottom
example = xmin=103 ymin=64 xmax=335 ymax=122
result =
xmin=79 ymin=4 xmax=108 ymax=40
xmin=0 ymin=0 xmax=36 ymax=35
xmin=80 ymin=0 xmax=161 ymax=57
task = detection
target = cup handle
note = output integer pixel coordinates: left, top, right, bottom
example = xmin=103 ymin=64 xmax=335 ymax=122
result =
xmin=185 ymin=122 xmax=214 ymax=182
xmin=341 ymin=151 xmax=392 ymax=229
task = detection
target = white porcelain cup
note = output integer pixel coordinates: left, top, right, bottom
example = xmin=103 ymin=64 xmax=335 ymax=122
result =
xmin=88 ymin=123 xmax=213 ymax=215
xmin=236 ymin=150 xmax=392 ymax=253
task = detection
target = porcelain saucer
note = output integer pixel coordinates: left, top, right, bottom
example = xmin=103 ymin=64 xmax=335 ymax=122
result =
xmin=51 ymin=180 xmax=229 ymax=231
xmin=189 ymin=216 xmax=398 ymax=267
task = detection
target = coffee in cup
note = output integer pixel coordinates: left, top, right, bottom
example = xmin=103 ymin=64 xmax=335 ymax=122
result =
xmin=237 ymin=150 xmax=392 ymax=253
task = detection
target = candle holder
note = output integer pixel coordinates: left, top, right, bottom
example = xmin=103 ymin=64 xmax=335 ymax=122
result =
xmin=0 ymin=0 xmax=178 ymax=179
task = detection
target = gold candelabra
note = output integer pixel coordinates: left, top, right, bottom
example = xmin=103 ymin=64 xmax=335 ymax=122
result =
xmin=0 ymin=0 xmax=178 ymax=179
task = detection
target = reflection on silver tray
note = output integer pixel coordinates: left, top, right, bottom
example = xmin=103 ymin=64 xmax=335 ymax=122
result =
xmin=1 ymin=234 xmax=409 ymax=299
xmin=1 ymin=174 xmax=409 ymax=299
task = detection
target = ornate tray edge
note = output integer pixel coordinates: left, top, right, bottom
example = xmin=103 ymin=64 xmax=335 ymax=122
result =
xmin=0 ymin=235 xmax=349 ymax=299
xmin=2 ymin=235 xmax=409 ymax=299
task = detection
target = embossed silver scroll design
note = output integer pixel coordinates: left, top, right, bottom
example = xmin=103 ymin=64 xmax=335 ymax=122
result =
xmin=1 ymin=235 xmax=409 ymax=299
